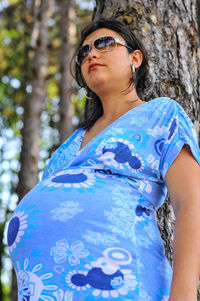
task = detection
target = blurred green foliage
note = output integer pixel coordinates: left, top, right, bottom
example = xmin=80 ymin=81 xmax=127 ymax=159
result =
xmin=0 ymin=0 xmax=93 ymax=299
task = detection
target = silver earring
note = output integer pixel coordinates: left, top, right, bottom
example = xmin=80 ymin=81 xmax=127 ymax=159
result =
xmin=132 ymin=64 xmax=135 ymax=74
xmin=84 ymin=93 xmax=94 ymax=100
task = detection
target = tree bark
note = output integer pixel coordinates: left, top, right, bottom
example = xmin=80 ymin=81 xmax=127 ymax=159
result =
xmin=58 ymin=0 xmax=76 ymax=143
xmin=93 ymin=0 xmax=200 ymax=296
xmin=12 ymin=0 xmax=53 ymax=299
xmin=93 ymin=0 xmax=200 ymax=119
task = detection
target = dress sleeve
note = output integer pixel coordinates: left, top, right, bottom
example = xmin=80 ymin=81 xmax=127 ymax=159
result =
xmin=159 ymin=103 xmax=200 ymax=180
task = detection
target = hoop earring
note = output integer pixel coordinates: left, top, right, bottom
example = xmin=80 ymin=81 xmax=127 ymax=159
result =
xmin=84 ymin=93 xmax=94 ymax=100
xmin=132 ymin=64 xmax=135 ymax=74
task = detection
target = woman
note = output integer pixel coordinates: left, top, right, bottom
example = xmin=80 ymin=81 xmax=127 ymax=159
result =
xmin=7 ymin=18 xmax=200 ymax=300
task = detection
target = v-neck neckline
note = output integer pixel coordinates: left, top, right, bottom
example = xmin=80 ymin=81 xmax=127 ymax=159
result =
xmin=77 ymin=99 xmax=155 ymax=154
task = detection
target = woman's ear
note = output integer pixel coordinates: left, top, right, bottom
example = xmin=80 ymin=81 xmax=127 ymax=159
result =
xmin=131 ymin=50 xmax=143 ymax=69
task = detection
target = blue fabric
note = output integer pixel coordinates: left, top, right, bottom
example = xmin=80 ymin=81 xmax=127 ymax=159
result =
xmin=7 ymin=97 xmax=200 ymax=301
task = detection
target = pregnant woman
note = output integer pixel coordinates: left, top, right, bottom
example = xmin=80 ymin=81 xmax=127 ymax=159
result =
xmin=7 ymin=18 xmax=200 ymax=301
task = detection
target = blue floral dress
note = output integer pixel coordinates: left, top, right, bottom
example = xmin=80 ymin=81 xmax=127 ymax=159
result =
xmin=7 ymin=97 xmax=200 ymax=301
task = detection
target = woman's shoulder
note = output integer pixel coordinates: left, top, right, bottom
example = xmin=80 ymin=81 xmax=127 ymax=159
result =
xmin=137 ymin=97 xmax=196 ymax=139
xmin=146 ymin=97 xmax=199 ymax=151
xmin=143 ymin=97 xmax=185 ymax=119
xmin=147 ymin=97 xmax=179 ymax=109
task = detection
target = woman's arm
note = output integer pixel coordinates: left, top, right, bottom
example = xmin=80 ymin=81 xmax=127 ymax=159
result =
xmin=165 ymin=146 xmax=200 ymax=301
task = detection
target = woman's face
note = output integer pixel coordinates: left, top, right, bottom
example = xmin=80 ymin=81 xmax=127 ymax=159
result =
xmin=80 ymin=28 xmax=135 ymax=95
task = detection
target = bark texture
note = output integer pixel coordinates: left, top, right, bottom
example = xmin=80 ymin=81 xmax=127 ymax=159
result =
xmin=58 ymin=0 xmax=75 ymax=143
xmin=93 ymin=0 xmax=200 ymax=120
xmin=93 ymin=0 xmax=200 ymax=296
xmin=12 ymin=0 xmax=53 ymax=299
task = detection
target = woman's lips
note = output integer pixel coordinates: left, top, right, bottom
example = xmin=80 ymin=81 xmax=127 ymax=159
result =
xmin=89 ymin=63 xmax=104 ymax=72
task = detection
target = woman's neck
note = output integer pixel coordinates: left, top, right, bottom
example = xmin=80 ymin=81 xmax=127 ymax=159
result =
xmin=97 ymin=88 xmax=143 ymax=122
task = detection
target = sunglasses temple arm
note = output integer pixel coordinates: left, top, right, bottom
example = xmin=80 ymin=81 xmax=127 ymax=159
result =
xmin=115 ymin=38 xmax=133 ymax=51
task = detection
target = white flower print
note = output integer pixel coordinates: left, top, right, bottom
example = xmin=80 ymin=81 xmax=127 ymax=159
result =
xmin=50 ymin=239 xmax=89 ymax=266
xmin=17 ymin=258 xmax=57 ymax=301
xmin=50 ymin=201 xmax=83 ymax=222
xmin=82 ymin=230 xmax=119 ymax=246
xmin=53 ymin=289 xmax=73 ymax=301
xmin=148 ymin=125 xmax=167 ymax=138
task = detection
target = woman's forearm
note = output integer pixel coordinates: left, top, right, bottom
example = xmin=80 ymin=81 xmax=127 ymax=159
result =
xmin=169 ymin=201 xmax=200 ymax=301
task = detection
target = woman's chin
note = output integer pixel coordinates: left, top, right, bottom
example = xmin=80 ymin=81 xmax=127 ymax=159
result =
xmin=88 ymin=77 xmax=109 ymax=93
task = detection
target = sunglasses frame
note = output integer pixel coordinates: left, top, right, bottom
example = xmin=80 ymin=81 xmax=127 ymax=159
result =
xmin=76 ymin=36 xmax=133 ymax=66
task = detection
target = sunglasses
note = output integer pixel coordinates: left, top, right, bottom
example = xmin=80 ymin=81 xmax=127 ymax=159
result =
xmin=76 ymin=35 xmax=133 ymax=65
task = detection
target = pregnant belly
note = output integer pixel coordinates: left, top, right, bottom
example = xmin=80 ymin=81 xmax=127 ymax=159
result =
xmin=7 ymin=167 xmax=156 ymax=258
xmin=7 ymin=168 xmax=171 ymax=300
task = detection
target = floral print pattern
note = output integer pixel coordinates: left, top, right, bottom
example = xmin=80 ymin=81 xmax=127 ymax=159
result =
xmin=50 ymin=239 xmax=89 ymax=266
xmin=7 ymin=98 xmax=200 ymax=300
xmin=50 ymin=201 xmax=83 ymax=222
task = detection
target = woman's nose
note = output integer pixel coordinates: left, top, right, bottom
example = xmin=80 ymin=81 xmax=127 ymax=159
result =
xmin=88 ymin=46 xmax=100 ymax=59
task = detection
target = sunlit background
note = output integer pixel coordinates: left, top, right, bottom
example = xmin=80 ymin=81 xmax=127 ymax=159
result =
xmin=0 ymin=0 xmax=94 ymax=299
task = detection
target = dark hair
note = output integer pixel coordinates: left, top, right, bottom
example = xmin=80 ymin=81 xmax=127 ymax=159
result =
xmin=71 ymin=17 xmax=148 ymax=130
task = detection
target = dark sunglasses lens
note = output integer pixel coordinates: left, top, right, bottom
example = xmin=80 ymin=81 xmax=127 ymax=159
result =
xmin=77 ymin=44 xmax=90 ymax=64
xmin=94 ymin=36 xmax=116 ymax=51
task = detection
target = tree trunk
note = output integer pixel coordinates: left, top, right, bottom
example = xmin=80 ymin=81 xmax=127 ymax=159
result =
xmin=16 ymin=0 xmax=53 ymax=200
xmin=12 ymin=0 xmax=53 ymax=299
xmin=93 ymin=0 xmax=200 ymax=297
xmin=58 ymin=0 xmax=76 ymax=143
